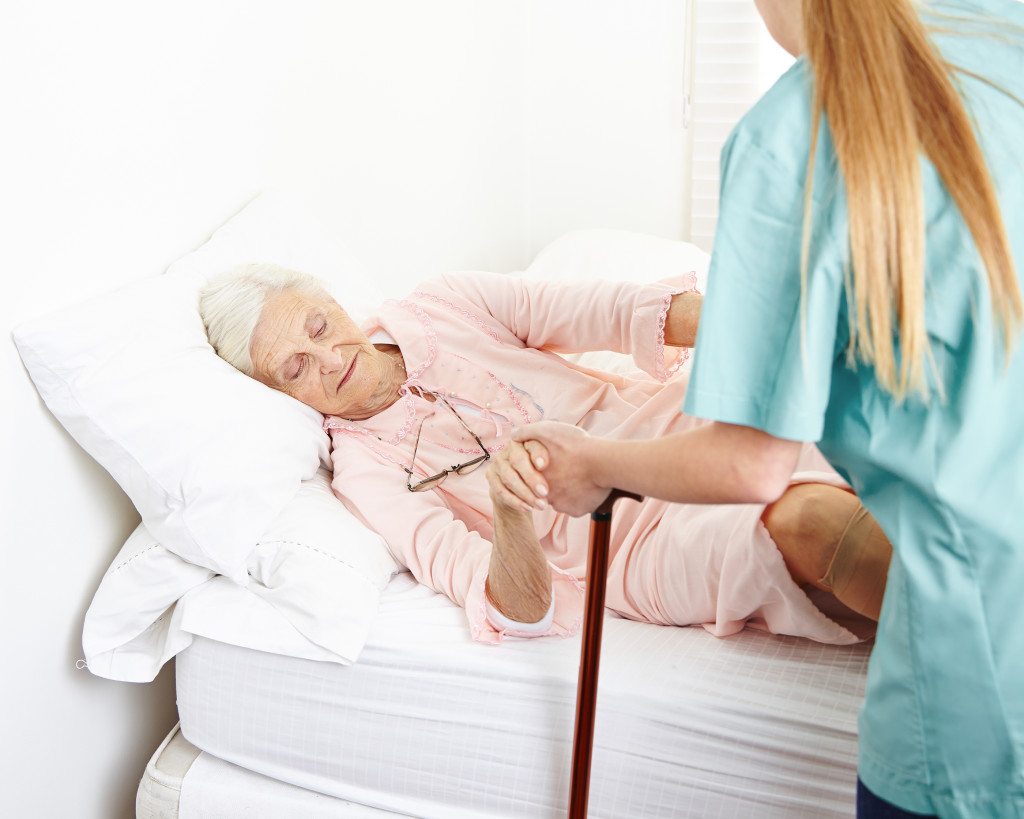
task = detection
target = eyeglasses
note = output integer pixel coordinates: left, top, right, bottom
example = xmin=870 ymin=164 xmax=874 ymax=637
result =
xmin=405 ymin=394 xmax=491 ymax=492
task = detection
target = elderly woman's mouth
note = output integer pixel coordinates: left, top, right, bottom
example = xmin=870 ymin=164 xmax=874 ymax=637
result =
xmin=338 ymin=353 xmax=358 ymax=392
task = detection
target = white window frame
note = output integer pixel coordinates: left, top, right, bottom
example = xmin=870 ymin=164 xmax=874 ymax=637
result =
xmin=685 ymin=0 xmax=794 ymax=250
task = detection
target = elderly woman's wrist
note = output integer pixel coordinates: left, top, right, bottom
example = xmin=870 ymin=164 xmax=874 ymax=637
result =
xmin=492 ymin=498 xmax=542 ymax=548
xmin=491 ymin=491 xmax=535 ymax=518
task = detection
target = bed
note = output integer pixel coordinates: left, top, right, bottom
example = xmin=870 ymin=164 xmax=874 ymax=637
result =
xmin=12 ymin=195 xmax=870 ymax=816
xmin=139 ymin=572 xmax=871 ymax=818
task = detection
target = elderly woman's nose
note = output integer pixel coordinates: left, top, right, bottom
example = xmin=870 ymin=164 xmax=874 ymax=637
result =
xmin=319 ymin=347 xmax=348 ymax=373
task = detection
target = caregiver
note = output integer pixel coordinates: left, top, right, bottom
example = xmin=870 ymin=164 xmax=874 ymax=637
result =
xmin=516 ymin=0 xmax=1024 ymax=816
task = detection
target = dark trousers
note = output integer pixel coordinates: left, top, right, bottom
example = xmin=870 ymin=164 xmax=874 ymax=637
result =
xmin=857 ymin=778 xmax=938 ymax=819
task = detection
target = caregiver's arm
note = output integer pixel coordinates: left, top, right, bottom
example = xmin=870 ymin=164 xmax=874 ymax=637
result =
xmin=513 ymin=420 xmax=802 ymax=517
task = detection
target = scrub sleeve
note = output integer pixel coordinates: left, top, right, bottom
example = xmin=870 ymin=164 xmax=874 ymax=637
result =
xmin=683 ymin=120 xmax=847 ymax=443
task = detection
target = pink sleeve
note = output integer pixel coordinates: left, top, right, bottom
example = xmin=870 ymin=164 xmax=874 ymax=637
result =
xmin=330 ymin=435 xmax=583 ymax=644
xmin=416 ymin=271 xmax=699 ymax=382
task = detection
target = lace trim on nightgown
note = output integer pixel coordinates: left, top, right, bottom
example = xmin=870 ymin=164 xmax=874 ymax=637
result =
xmin=324 ymin=300 xmax=433 ymax=474
xmin=323 ymin=295 xmax=541 ymax=468
xmin=413 ymin=291 xmax=502 ymax=342
xmin=324 ymin=298 xmax=435 ymax=442
xmin=654 ymin=270 xmax=700 ymax=383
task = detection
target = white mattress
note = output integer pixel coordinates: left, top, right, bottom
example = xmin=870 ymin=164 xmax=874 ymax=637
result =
xmin=136 ymin=723 xmax=403 ymax=818
xmin=177 ymin=573 xmax=870 ymax=818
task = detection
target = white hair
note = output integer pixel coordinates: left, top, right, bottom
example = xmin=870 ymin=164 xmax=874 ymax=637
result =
xmin=198 ymin=262 xmax=328 ymax=376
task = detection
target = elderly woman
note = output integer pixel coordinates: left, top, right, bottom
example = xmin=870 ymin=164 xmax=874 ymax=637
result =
xmin=199 ymin=263 xmax=890 ymax=644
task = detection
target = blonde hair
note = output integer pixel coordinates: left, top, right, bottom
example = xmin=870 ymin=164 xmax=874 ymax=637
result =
xmin=198 ymin=263 xmax=328 ymax=375
xmin=801 ymin=0 xmax=1022 ymax=400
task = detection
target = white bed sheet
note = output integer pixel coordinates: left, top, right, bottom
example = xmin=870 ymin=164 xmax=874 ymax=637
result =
xmin=177 ymin=572 xmax=870 ymax=818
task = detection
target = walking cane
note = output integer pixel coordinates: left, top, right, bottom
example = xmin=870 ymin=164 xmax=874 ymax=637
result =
xmin=568 ymin=488 xmax=643 ymax=819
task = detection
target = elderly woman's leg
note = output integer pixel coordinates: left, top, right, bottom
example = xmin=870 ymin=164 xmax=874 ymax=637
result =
xmin=606 ymin=492 xmax=876 ymax=642
xmin=762 ymin=483 xmax=892 ymax=621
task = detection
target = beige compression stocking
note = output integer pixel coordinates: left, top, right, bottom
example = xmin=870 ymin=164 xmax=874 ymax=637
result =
xmin=820 ymin=504 xmax=893 ymax=621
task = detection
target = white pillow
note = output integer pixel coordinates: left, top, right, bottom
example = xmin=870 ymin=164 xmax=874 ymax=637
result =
xmin=525 ymin=228 xmax=710 ymax=375
xmin=83 ymin=469 xmax=401 ymax=682
xmin=12 ymin=190 xmax=389 ymax=583
xmin=525 ymin=228 xmax=709 ymax=288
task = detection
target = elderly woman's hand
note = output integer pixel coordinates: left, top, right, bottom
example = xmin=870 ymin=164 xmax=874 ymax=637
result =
xmin=512 ymin=421 xmax=610 ymax=517
xmin=486 ymin=440 xmax=551 ymax=513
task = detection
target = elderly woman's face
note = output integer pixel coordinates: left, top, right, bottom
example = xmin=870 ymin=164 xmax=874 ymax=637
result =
xmin=249 ymin=288 xmax=391 ymax=417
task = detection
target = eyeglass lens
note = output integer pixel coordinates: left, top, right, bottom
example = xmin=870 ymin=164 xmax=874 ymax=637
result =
xmin=454 ymin=455 xmax=488 ymax=476
xmin=411 ymin=473 xmax=448 ymax=492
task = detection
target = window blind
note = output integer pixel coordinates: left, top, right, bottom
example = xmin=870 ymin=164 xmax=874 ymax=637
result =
xmin=688 ymin=1 xmax=793 ymax=250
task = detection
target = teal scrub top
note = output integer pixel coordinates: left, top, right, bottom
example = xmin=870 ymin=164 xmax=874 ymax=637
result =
xmin=683 ymin=1 xmax=1024 ymax=815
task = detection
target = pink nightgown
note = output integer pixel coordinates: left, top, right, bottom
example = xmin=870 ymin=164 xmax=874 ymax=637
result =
xmin=325 ymin=271 xmax=862 ymax=646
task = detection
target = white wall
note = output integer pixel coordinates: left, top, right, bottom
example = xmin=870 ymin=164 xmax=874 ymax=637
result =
xmin=522 ymin=0 xmax=691 ymax=257
xmin=1 ymin=2 xmax=689 ymax=816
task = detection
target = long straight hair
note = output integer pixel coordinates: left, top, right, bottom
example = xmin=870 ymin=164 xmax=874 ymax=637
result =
xmin=800 ymin=0 xmax=1022 ymax=400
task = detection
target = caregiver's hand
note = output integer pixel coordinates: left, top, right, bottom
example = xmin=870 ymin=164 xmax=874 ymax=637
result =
xmin=512 ymin=421 xmax=609 ymax=517
xmin=486 ymin=439 xmax=551 ymax=513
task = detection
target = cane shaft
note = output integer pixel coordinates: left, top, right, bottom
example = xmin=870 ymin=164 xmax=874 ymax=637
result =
xmin=568 ymin=509 xmax=613 ymax=819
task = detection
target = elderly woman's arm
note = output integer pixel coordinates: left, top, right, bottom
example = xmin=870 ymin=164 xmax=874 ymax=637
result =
xmin=330 ymin=437 xmax=577 ymax=641
xmin=665 ymin=290 xmax=702 ymax=348
xmin=484 ymin=440 xmax=555 ymax=623
xmin=417 ymin=272 xmax=701 ymax=381
xmin=486 ymin=505 xmax=552 ymax=623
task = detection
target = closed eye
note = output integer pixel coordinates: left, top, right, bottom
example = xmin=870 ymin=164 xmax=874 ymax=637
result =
xmin=314 ymin=320 xmax=327 ymax=339
xmin=286 ymin=355 xmax=306 ymax=381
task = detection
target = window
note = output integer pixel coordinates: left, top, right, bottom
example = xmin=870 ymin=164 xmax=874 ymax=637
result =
xmin=687 ymin=1 xmax=794 ymax=250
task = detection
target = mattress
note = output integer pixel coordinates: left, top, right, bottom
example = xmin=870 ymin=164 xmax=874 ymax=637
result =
xmin=177 ymin=572 xmax=871 ymax=818
xmin=136 ymin=723 xmax=402 ymax=817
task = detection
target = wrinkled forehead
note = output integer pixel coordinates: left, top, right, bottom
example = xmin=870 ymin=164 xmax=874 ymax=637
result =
xmin=250 ymin=287 xmax=334 ymax=379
